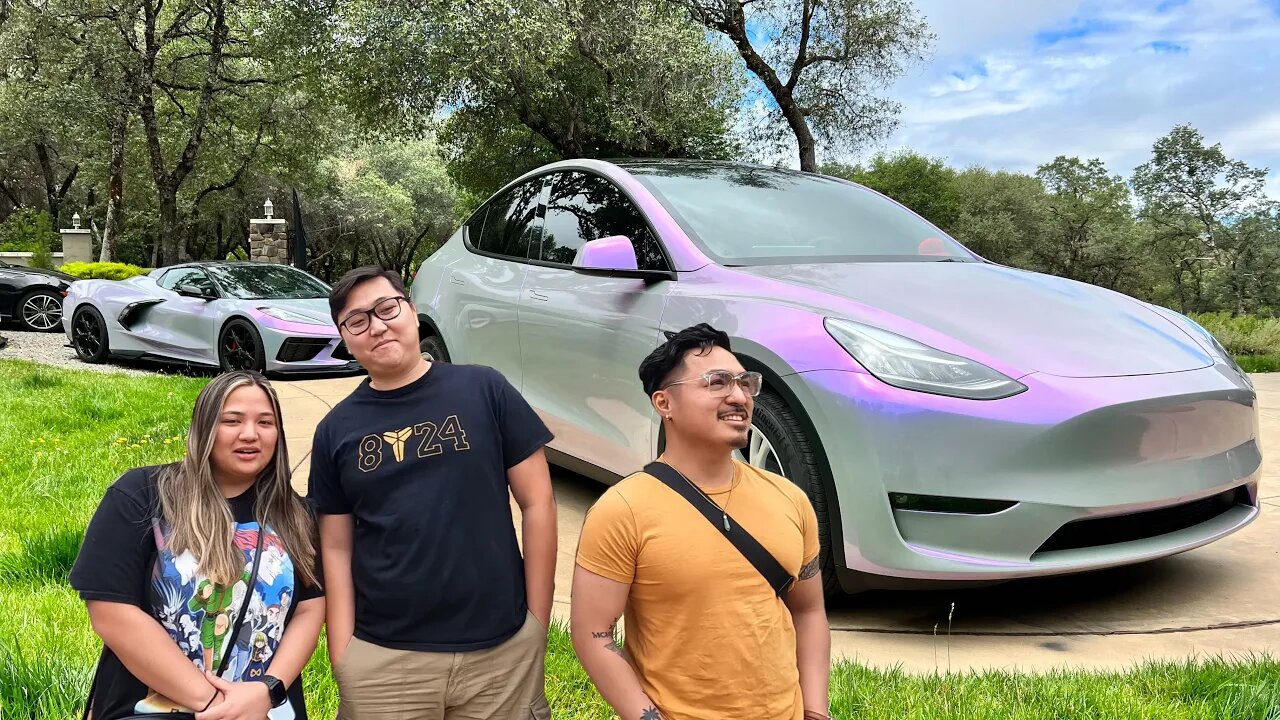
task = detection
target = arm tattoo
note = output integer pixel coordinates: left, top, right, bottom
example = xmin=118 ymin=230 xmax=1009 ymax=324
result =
xmin=799 ymin=556 xmax=821 ymax=581
xmin=640 ymin=707 xmax=662 ymax=720
xmin=592 ymin=618 xmax=625 ymax=656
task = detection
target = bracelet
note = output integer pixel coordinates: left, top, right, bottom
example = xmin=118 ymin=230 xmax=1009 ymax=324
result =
xmin=200 ymin=690 xmax=219 ymax=712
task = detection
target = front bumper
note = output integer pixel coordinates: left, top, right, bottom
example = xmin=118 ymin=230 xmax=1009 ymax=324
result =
xmin=788 ymin=362 xmax=1260 ymax=584
xmin=259 ymin=324 xmax=361 ymax=374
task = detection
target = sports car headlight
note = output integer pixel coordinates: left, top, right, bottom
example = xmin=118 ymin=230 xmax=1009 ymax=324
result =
xmin=824 ymin=318 xmax=1027 ymax=400
xmin=257 ymin=307 xmax=330 ymax=326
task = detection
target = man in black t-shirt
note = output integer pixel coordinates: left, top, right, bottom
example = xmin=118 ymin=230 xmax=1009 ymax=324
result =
xmin=309 ymin=266 xmax=557 ymax=719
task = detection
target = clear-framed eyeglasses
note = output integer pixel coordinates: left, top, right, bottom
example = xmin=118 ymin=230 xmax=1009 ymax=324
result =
xmin=662 ymin=370 xmax=763 ymax=397
xmin=340 ymin=296 xmax=407 ymax=335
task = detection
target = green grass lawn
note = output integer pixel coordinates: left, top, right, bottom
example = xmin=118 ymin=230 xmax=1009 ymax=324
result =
xmin=2 ymin=358 xmax=1278 ymax=719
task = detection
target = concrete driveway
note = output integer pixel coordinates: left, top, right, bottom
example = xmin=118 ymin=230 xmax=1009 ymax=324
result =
xmin=276 ymin=374 xmax=1278 ymax=672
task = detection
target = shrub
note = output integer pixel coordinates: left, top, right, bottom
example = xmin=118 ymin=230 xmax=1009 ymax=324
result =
xmin=1189 ymin=312 xmax=1280 ymax=356
xmin=0 ymin=209 xmax=58 ymax=253
xmin=58 ymin=261 xmax=149 ymax=281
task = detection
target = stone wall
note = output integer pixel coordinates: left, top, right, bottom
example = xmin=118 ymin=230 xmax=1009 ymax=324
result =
xmin=249 ymin=218 xmax=288 ymax=264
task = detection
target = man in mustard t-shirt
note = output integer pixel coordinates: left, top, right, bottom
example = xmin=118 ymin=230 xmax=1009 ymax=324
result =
xmin=570 ymin=323 xmax=832 ymax=720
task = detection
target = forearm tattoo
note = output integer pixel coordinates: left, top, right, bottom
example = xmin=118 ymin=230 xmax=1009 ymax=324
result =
xmin=640 ymin=707 xmax=662 ymax=720
xmin=798 ymin=556 xmax=821 ymax=581
xmin=591 ymin=617 xmax=625 ymax=656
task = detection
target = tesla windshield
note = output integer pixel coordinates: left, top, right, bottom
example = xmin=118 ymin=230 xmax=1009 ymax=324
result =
xmin=626 ymin=162 xmax=976 ymax=266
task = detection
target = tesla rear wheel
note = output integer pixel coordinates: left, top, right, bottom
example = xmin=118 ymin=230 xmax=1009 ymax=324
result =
xmin=71 ymin=306 xmax=110 ymax=363
xmin=219 ymin=319 xmax=266 ymax=373
xmin=741 ymin=388 xmax=841 ymax=599
xmin=19 ymin=289 xmax=63 ymax=332
xmin=420 ymin=333 xmax=450 ymax=363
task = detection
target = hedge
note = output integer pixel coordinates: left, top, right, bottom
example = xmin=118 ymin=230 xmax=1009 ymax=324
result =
xmin=59 ymin=262 xmax=150 ymax=281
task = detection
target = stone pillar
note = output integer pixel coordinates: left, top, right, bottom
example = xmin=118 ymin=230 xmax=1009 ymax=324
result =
xmin=249 ymin=200 xmax=288 ymax=264
xmin=60 ymin=214 xmax=92 ymax=266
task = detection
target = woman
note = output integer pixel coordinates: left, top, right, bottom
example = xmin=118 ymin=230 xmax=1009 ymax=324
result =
xmin=71 ymin=371 xmax=324 ymax=720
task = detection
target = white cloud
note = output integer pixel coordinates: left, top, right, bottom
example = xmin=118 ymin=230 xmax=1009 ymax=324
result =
xmin=834 ymin=0 xmax=1280 ymax=197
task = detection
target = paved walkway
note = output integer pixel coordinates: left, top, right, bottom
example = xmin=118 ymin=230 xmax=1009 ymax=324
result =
xmin=275 ymin=373 xmax=1278 ymax=672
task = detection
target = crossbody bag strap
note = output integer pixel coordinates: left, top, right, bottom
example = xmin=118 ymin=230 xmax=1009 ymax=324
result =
xmin=644 ymin=462 xmax=795 ymax=597
xmin=215 ymin=526 xmax=265 ymax=678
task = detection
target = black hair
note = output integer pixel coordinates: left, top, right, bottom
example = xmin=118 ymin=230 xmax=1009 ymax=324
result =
xmin=638 ymin=323 xmax=732 ymax=397
xmin=328 ymin=265 xmax=409 ymax=325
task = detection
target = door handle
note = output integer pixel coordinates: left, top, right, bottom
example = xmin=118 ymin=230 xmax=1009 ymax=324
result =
xmin=528 ymin=290 xmax=549 ymax=302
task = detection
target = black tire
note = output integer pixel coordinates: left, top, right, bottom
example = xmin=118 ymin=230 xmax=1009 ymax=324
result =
xmin=18 ymin=289 xmax=64 ymax=332
xmin=748 ymin=388 xmax=843 ymax=599
xmin=71 ymin=306 xmax=110 ymax=363
xmin=420 ymin=333 xmax=450 ymax=363
xmin=219 ymin=318 xmax=266 ymax=373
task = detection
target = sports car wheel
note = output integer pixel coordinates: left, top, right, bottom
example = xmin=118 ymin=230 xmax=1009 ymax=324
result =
xmin=19 ymin=289 xmax=63 ymax=332
xmin=738 ymin=388 xmax=841 ymax=599
xmin=71 ymin=306 xmax=110 ymax=363
xmin=420 ymin=333 xmax=450 ymax=363
xmin=219 ymin=319 xmax=265 ymax=373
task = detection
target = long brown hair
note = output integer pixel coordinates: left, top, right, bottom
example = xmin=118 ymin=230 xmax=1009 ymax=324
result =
xmin=156 ymin=372 xmax=318 ymax=587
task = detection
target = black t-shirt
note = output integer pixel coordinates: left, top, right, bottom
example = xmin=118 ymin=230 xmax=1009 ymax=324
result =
xmin=69 ymin=466 xmax=322 ymax=720
xmin=307 ymin=362 xmax=553 ymax=651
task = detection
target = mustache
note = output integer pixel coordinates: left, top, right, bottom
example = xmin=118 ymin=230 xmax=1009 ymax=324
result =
xmin=719 ymin=404 xmax=750 ymax=416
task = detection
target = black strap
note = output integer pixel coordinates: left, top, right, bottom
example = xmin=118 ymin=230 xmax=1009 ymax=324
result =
xmin=82 ymin=523 xmax=267 ymax=719
xmin=645 ymin=462 xmax=795 ymax=597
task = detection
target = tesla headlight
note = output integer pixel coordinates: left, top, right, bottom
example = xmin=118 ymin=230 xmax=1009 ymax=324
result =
xmin=824 ymin=318 xmax=1027 ymax=400
xmin=258 ymin=307 xmax=330 ymax=325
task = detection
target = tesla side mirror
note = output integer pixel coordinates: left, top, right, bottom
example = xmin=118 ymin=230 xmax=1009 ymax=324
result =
xmin=175 ymin=282 xmax=214 ymax=300
xmin=572 ymin=235 xmax=676 ymax=281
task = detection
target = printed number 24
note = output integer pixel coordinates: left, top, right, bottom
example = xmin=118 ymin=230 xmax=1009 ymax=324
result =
xmin=415 ymin=415 xmax=470 ymax=457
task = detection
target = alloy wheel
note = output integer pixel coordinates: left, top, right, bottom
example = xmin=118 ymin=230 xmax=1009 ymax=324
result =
xmin=222 ymin=324 xmax=260 ymax=371
xmin=735 ymin=423 xmax=786 ymax=477
xmin=73 ymin=311 xmax=102 ymax=356
xmin=21 ymin=293 xmax=62 ymax=331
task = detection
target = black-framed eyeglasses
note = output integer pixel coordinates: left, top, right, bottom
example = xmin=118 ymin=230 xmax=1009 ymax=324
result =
xmin=662 ymin=370 xmax=763 ymax=397
xmin=339 ymin=296 xmax=407 ymax=335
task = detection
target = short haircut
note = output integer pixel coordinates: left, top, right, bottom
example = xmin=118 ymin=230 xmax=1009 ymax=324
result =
xmin=638 ymin=323 xmax=732 ymax=397
xmin=328 ymin=266 xmax=408 ymax=325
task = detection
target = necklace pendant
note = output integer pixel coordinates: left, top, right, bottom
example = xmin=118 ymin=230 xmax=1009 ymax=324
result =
xmin=723 ymin=514 xmax=731 ymax=532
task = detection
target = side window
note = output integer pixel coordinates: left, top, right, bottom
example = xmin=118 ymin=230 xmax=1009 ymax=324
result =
xmin=161 ymin=268 xmax=215 ymax=295
xmin=539 ymin=172 xmax=669 ymax=271
xmin=475 ymin=179 xmax=544 ymax=260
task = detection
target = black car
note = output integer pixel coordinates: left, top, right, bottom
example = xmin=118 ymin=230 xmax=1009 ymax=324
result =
xmin=0 ymin=259 xmax=75 ymax=331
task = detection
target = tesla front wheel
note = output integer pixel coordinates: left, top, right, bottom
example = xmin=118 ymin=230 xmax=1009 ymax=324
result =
xmin=420 ymin=333 xmax=450 ymax=363
xmin=740 ymin=388 xmax=841 ymax=598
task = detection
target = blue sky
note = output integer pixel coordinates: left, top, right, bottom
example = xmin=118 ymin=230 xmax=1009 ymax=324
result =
xmin=830 ymin=0 xmax=1280 ymax=198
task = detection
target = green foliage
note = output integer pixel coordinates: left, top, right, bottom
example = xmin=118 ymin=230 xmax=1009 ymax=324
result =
xmin=823 ymin=151 xmax=959 ymax=229
xmin=1189 ymin=312 xmax=1280 ymax=356
xmin=0 ymin=209 xmax=58 ymax=252
xmin=58 ymin=261 xmax=148 ymax=280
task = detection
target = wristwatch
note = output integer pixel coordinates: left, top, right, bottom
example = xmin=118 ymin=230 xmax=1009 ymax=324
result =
xmin=257 ymin=675 xmax=287 ymax=707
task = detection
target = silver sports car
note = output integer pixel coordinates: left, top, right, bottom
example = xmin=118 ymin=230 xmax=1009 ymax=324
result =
xmin=411 ymin=158 xmax=1261 ymax=596
xmin=63 ymin=262 xmax=358 ymax=374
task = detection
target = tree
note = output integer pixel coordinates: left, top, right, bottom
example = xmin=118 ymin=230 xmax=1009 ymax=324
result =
xmin=1132 ymin=124 xmax=1275 ymax=314
xmin=326 ymin=0 xmax=743 ymax=198
xmin=1034 ymin=156 xmax=1137 ymax=289
xmin=948 ymin=167 xmax=1049 ymax=269
xmin=822 ymin=150 xmax=958 ymax=229
xmin=672 ymin=0 xmax=932 ymax=171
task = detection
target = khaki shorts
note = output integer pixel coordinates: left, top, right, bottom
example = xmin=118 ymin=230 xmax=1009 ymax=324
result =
xmin=334 ymin=610 xmax=552 ymax=720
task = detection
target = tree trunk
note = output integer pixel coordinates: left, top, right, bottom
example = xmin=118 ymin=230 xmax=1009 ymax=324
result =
xmin=99 ymin=107 xmax=129 ymax=263
xmin=157 ymin=189 xmax=180 ymax=265
xmin=34 ymin=142 xmax=79 ymax=227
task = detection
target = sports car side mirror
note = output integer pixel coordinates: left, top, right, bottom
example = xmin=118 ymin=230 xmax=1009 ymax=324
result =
xmin=175 ymin=282 xmax=215 ymax=300
xmin=572 ymin=235 xmax=676 ymax=281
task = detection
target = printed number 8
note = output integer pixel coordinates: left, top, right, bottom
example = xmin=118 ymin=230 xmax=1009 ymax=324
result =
xmin=358 ymin=434 xmax=383 ymax=472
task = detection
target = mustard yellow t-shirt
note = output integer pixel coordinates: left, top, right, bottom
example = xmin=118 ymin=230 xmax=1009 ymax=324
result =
xmin=575 ymin=459 xmax=821 ymax=720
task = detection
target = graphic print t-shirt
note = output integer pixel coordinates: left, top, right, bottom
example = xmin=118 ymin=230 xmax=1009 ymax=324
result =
xmin=70 ymin=467 xmax=322 ymax=720
xmin=307 ymin=362 xmax=553 ymax=651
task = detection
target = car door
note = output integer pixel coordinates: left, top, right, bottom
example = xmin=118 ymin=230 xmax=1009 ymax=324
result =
xmin=437 ymin=177 xmax=546 ymax=387
xmin=518 ymin=170 xmax=675 ymax=477
xmin=144 ymin=267 xmax=223 ymax=363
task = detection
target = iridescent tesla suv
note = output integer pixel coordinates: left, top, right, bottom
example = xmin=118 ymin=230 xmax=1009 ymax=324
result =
xmin=410 ymin=159 xmax=1260 ymax=595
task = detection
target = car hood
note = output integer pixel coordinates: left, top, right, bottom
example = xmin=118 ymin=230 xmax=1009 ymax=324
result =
xmin=735 ymin=261 xmax=1214 ymax=378
xmin=17 ymin=266 xmax=75 ymax=283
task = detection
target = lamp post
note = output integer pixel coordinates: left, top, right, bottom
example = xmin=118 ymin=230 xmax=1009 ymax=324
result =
xmin=72 ymin=212 xmax=81 ymax=229
xmin=264 ymin=199 xmax=274 ymax=219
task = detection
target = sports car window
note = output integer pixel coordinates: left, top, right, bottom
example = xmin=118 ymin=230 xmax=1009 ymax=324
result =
xmin=205 ymin=265 xmax=330 ymax=300
xmin=538 ymin=172 xmax=669 ymax=271
xmin=160 ymin=268 xmax=216 ymax=295
xmin=474 ymin=179 xmax=544 ymax=260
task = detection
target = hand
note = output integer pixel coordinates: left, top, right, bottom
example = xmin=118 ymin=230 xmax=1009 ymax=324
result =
xmin=329 ymin=635 xmax=354 ymax=668
xmin=195 ymin=673 xmax=272 ymax=720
